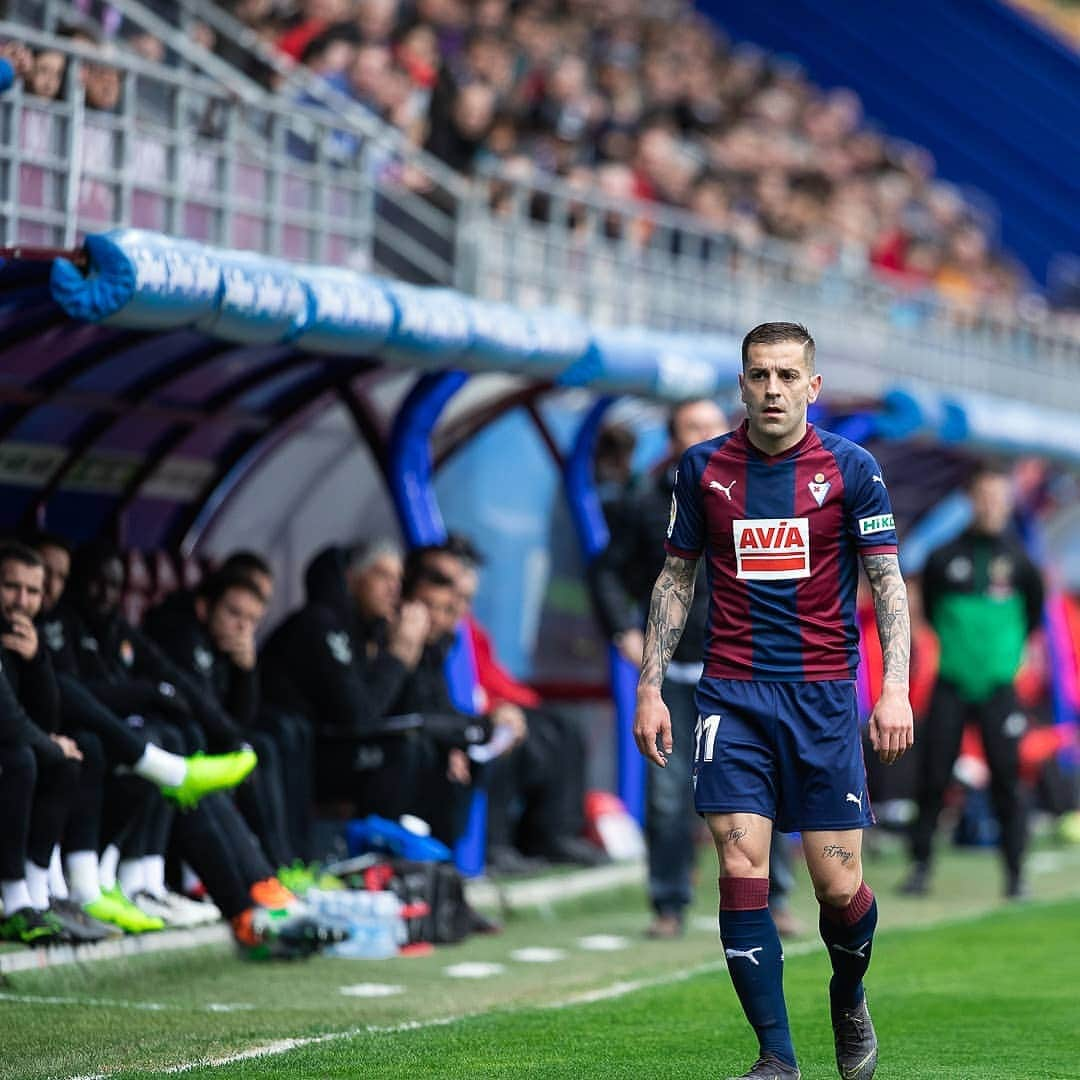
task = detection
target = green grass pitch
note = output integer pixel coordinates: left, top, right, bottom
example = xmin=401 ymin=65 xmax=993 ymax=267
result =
xmin=2 ymin=843 xmax=1078 ymax=1079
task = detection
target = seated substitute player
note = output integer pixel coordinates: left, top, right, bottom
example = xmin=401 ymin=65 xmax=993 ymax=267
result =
xmin=634 ymin=322 xmax=913 ymax=1080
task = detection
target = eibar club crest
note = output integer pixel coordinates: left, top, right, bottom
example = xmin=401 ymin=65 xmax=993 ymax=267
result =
xmin=808 ymin=471 xmax=830 ymax=507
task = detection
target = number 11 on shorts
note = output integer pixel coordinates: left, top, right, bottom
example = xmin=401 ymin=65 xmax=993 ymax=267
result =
xmin=695 ymin=713 xmax=721 ymax=763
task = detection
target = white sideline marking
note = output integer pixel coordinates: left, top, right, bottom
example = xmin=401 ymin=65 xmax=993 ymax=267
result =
xmin=548 ymin=941 xmax=823 ymax=1009
xmin=443 ymin=961 xmax=506 ymax=979
xmin=61 ymin=898 xmax=1079 ymax=1079
xmin=66 ymin=1017 xmax=465 ymax=1080
xmin=339 ymin=983 xmax=405 ymax=998
xmin=510 ymin=947 xmax=566 ymax=963
xmin=0 ymin=923 xmax=230 ymax=976
xmin=0 ymin=991 xmax=252 ymax=1013
xmin=576 ymin=934 xmax=628 ymax=951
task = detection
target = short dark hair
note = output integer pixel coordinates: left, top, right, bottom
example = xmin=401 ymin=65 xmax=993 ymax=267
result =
xmin=442 ymin=533 xmax=485 ymax=569
xmin=666 ymin=398 xmax=720 ymax=440
xmin=967 ymin=459 xmax=1011 ymax=490
xmin=198 ymin=570 xmax=266 ymax=610
xmin=220 ymin=550 xmax=273 ymax=581
xmin=0 ymin=541 xmax=44 ymax=572
xmin=23 ymin=530 xmax=72 ymax=557
xmin=741 ymin=322 xmax=815 ymax=372
xmin=402 ymin=565 xmax=456 ymax=599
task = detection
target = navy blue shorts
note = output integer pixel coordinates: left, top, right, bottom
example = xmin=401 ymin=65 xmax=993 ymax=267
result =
xmin=692 ymin=678 xmax=874 ymax=833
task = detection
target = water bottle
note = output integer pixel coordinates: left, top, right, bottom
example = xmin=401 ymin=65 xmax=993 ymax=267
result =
xmin=322 ymin=890 xmax=405 ymax=959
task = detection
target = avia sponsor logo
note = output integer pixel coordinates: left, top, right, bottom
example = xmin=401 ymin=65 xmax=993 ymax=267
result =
xmin=858 ymin=514 xmax=894 ymax=536
xmin=733 ymin=518 xmax=810 ymax=580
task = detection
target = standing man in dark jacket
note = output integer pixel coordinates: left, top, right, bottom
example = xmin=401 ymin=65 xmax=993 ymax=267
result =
xmin=589 ymin=399 xmax=800 ymax=939
xmin=902 ymin=463 xmax=1045 ymax=899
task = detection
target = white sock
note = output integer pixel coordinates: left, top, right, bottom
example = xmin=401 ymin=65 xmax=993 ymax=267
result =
xmin=64 ymin=851 xmax=101 ymax=905
xmin=142 ymin=855 xmax=167 ymax=900
xmin=132 ymin=744 xmax=186 ymax=788
xmin=118 ymin=859 xmax=145 ymax=898
xmin=99 ymin=844 xmax=119 ymax=892
xmin=48 ymin=846 xmax=68 ymax=901
xmin=24 ymin=861 xmax=50 ymax=911
xmin=2 ymin=879 xmax=34 ymax=913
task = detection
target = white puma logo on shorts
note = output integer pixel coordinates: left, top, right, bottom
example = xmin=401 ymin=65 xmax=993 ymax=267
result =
xmin=846 ymin=791 xmax=863 ymax=811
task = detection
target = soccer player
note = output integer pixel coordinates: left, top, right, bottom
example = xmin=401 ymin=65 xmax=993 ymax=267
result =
xmin=590 ymin=399 xmax=801 ymax=939
xmin=634 ymin=323 xmax=913 ymax=1080
xmin=902 ymin=462 xmax=1043 ymax=899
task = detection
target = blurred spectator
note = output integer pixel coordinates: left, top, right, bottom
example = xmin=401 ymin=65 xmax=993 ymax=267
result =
xmin=0 ymin=39 xmax=34 ymax=85
xmin=14 ymin=0 xmax=1054 ymax=315
xmin=425 ymin=80 xmax=496 ymax=173
xmin=28 ymin=47 xmax=66 ymax=99
xmin=277 ymin=0 xmax=352 ymax=62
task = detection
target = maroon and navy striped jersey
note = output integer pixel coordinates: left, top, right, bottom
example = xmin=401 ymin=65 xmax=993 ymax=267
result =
xmin=664 ymin=421 xmax=897 ymax=682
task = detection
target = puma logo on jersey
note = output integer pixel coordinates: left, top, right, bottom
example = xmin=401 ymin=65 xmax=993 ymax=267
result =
xmin=710 ymin=479 xmax=737 ymax=500
xmin=872 ymin=474 xmax=885 ymax=485
xmin=846 ymin=791 xmax=863 ymax=810
xmin=725 ymin=946 xmax=764 ymax=966
xmin=830 ymin=940 xmax=870 ymax=959
xmin=733 ymin=518 xmax=810 ymax=580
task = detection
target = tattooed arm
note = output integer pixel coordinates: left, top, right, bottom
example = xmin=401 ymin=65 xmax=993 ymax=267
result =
xmin=861 ymin=552 xmax=914 ymax=765
xmin=633 ymin=553 xmax=699 ymax=767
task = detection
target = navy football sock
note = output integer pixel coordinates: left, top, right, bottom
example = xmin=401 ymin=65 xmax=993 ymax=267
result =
xmin=819 ymin=881 xmax=877 ymax=1011
xmin=719 ymin=876 xmax=796 ymax=1069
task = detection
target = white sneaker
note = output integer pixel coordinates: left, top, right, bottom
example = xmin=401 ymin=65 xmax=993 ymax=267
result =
xmin=131 ymin=891 xmax=177 ymax=925
xmin=162 ymin=890 xmax=221 ymax=926
xmin=132 ymin=891 xmax=219 ymax=929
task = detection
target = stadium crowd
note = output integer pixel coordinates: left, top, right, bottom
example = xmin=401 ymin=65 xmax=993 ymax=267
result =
xmin=0 ymin=525 xmax=608 ymax=955
xmin=0 ymin=0 xmax=1065 ymax=319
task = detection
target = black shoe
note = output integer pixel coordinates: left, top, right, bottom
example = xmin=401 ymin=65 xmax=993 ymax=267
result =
xmin=466 ymin=906 xmax=502 ymax=936
xmin=1005 ymin=871 xmax=1029 ymax=901
xmin=487 ymin=845 xmax=547 ymax=876
xmin=898 ymin=863 xmax=929 ymax=896
xmin=50 ymin=898 xmax=119 ymax=943
xmin=727 ymin=1055 xmax=801 ymax=1079
xmin=0 ymin=907 xmax=68 ymax=946
xmin=832 ymin=995 xmax=878 ymax=1079
xmin=539 ymin=837 xmax=611 ymax=867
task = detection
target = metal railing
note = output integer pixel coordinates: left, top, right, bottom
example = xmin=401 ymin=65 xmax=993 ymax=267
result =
xmin=3 ymin=13 xmax=1080 ymax=411
xmin=0 ymin=21 xmax=466 ymax=284
xmin=467 ymin=167 xmax=1080 ymax=407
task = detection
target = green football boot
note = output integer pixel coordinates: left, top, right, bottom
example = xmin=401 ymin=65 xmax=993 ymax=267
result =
xmin=161 ymin=748 xmax=258 ymax=809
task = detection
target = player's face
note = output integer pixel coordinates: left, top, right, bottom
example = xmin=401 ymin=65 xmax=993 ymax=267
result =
xmin=670 ymin=400 xmax=727 ymax=456
xmin=969 ymin=473 xmax=1014 ymax=535
xmin=0 ymin=560 xmax=44 ymax=622
xmin=84 ymin=557 xmax=124 ymax=619
xmin=207 ymin=587 xmax=264 ymax=648
xmin=412 ymin=582 xmax=459 ymax=643
xmin=38 ymin=544 xmax=70 ymax=613
xmin=739 ymin=341 xmax=822 ymax=453
xmin=350 ymin=554 xmax=402 ymax=621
